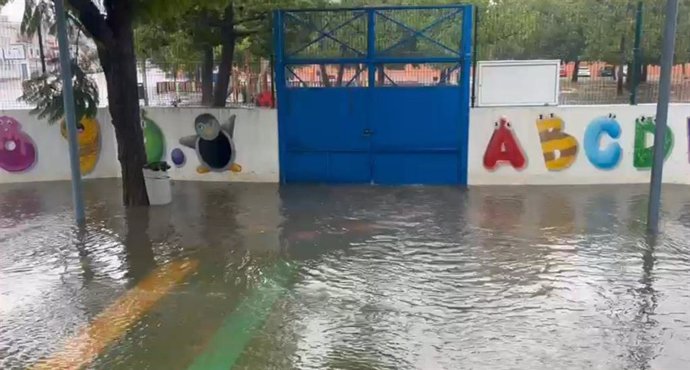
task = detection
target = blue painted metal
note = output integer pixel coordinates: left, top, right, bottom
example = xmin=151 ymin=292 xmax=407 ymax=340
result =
xmin=286 ymin=12 xmax=366 ymax=57
xmin=377 ymin=9 xmax=462 ymax=56
xmin=282 ymin=5 xmax=474 ymax=13
xmin=287 ymin=11 xmax=366 ymax=57
xmin=459 ymin=6 xmax=474 ymax=185
xmin=275 ymin=5 xmax=474 ymax=185
xmin=274 ymin=10 xmax=288 ymax=183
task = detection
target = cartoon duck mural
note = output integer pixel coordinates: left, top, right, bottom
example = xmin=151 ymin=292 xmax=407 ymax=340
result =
xmin=0 ymin=116 xmax=37 ymax=172
xmin=179 ymin=113 xmax=242 ymax=174
xmin=60 ymin=116 xmax=100 ymax=175
xmin=141 ymin=110 xmax=165 ymax=163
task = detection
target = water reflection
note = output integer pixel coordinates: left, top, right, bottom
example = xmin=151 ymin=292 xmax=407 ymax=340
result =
xmin=1 ymin=181 xmax=690 ymax=369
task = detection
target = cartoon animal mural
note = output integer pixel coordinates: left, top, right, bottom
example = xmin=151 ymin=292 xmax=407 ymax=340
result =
xmin=179 ymin=113 xmax=242 ymax=174
xmin=633 ymin=116 xmax=673 ymax=168
xmin=0 ymin=116 xmax=37 ymax=172
xmin=483 ymin=116 xmax=526 ymax=170
xmin=535 ymin=114 xmax=579 ymax=171
xmin=141 ymin=110 xmax=165 ymax=163
xmin=60 ymin=116 xmax=100 ymax=175
xmin=584 ymin=114 xmax=622 ymax=170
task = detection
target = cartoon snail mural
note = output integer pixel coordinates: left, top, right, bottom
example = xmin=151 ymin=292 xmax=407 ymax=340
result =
xmin=179 ymin=113 xmax=242 ymax=174
xmin=0 ymin=116 xmax=37 ymax=172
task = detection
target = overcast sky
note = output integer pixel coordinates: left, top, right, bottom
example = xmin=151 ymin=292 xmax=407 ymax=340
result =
xmin=1 ymin=0 xmax=25 ymax=22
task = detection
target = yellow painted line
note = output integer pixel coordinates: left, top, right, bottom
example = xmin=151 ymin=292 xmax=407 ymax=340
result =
xmin=30 ymin=259 xmax=199 ymax=370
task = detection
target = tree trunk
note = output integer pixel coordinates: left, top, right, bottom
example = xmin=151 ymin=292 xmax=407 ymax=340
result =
xmin=201 ymin=46 xmax=214 ymax=106
xmin=319 ymin=64 xmax=331 ymax=87
xmin=641 ymin=64 xmax=648 ymax=82
xmin=336 ymin=64 xmax=345 ymax=87
xmin=377 ymin=65 xmax=385 ymax=86
xmin=98 ymin=26 xmax=149 ymax=206
xmin=37 ymin=24 xmax=46 ymax=74
xmin=617 ymin=35 xmax=626 ymax=95
xmin=571 ymin=60 xmax=580 ymax=83
xmin=625 ymin=62 xmax=633 ymax=87
xmin=213 ymin=5 xmax=236 ymax=107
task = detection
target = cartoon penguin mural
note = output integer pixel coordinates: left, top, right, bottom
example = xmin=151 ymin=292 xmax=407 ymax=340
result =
xmin=141 ymin=110 xmax=165 ymax=163
xmin=60 ymin=116 xmax=100 ymax=175
xmin=179 ymin=113 xmax=242 ymax=174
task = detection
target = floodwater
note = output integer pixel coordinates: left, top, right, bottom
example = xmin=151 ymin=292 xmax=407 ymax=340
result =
xmin=1 ymin=179 xmax=690 ymax=370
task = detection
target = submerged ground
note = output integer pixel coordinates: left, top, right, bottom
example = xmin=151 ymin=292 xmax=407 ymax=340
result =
xmin=1 ymin=179 xmax=690 ymax=369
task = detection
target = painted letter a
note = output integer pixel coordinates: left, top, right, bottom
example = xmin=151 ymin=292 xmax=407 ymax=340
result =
xmin=483 ymin=117 xmax=526 ymax=170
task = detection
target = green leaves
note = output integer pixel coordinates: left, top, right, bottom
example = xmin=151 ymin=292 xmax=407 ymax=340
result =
xmin=19 ymin=59 xmax=99 ymax=124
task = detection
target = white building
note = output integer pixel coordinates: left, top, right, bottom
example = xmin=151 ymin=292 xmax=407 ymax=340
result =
xmin=0 ymin=15 xmax=57 ymax=80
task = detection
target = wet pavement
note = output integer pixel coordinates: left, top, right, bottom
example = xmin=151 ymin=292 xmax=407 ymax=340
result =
xmin=1 ymin=179 xmax=690 ymax=369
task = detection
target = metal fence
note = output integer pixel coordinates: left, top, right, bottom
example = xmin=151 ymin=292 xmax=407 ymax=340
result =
xmin=138 ymin=60 xmax=272 ymax=108
xmin=476 ymin=0 xmax=690 ymax=105
xmin=0 ymin=59 xmax=272 ymax=110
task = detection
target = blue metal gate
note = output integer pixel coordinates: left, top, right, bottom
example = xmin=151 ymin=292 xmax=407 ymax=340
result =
xmin=274 ymin=5 xmax=474 ymax=184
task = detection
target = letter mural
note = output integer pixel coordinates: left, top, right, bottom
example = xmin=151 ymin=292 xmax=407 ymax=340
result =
xmin=633 ymin=116 xmax=673 ymax=169
xmin=535 ymin=113 xmax=579 ymax=171
xmin=0 ymin=116 xmax=37 ymax=172
xmin=584 ymin=114 xmax=622 ymax=170
xmin=483 ymin=116 xmax=526 ymax=170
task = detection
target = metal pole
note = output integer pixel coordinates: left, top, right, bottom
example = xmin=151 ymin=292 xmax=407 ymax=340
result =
xmin=647 ymin=0 xmax=679 ymax=233
xmin=471 ymin=6 xmax=479 ymax=108
xmin=141 ymin=60 xmax=149 ymax=106
xmin=630 ymin=1 xmax=643 ymax=105
xmin=54 ymin=0 xmax=85 ymax=224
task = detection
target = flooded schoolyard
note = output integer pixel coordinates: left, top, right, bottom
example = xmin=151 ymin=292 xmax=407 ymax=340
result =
xmin=1 ymin=179 xmax=690 ymax=369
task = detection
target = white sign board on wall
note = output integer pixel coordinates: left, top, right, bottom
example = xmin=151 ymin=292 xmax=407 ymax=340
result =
xmin=476 ymin=60 xmax=560 ymax=107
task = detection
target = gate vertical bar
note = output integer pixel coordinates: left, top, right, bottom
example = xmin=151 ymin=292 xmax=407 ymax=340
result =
xmin=273 ymin=10 xmax=287 ymax=183
xmin=471 ymin=6 xmax=479 ymax=107
xmin=366 ymin=9 xmax=376 ymax=183
xmin=459 ymin=6 xmax=474 ymax=185
xmin=367 ymin=9 xmax=376 ymax=88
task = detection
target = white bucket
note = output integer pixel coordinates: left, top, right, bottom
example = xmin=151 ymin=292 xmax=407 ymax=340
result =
xmin=143 ymin=169 xmax=172 ymax=205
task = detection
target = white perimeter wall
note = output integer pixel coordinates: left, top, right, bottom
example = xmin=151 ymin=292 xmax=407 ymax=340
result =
xmin=469 ymin=104 xmax=690 ymax=185
xmin=0 ymin=108 xmax=119 ymax=183
xmin=3 ymin=103 xmax=690 ymax=186
xmin=0 ymin=107 xmax=278 ymax=184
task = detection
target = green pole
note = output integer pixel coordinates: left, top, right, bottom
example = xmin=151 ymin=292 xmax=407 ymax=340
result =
xmin=630 ymin=1 xmax=643 ymax=105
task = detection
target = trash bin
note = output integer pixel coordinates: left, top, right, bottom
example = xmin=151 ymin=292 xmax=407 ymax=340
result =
xmin=143 ymin=168 xmax=171 ymax=205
